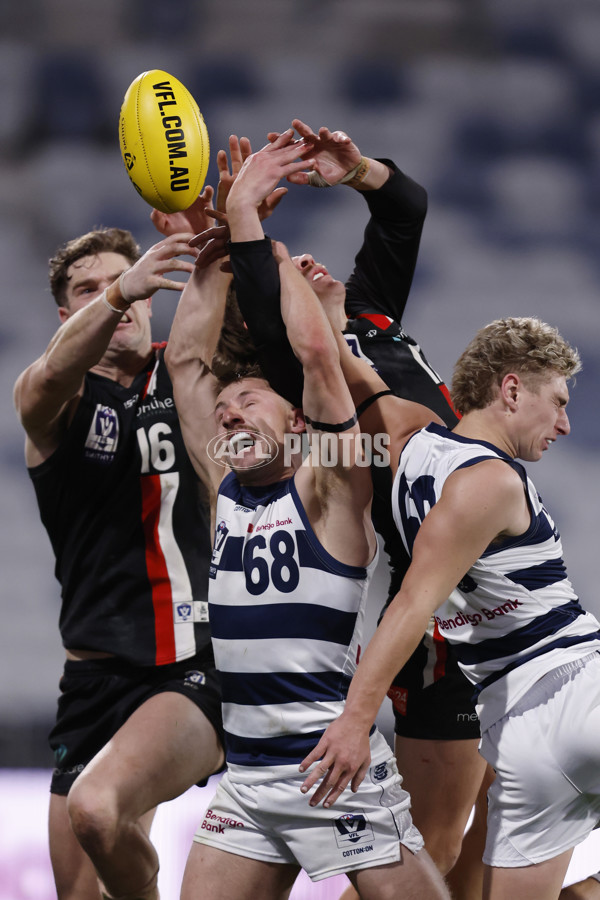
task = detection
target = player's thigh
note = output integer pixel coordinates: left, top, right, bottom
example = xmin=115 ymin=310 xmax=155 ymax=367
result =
xmin=484 ymin=849 xmax=573 ymax=900
xmin=75 ymin=691 xmax=223 ymax=815
xmin=181 ymin=841 xmax=299 ymax=900
xmin=395 ymin=735 xmax=486 ymax=831
xmin=349 ymin=847 xmax=449 ymax=900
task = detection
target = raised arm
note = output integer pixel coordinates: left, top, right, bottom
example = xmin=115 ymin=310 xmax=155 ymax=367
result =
xmin=221 ymin=131 xmax=312 ymax=405
xmin=14 ymin=233 xmax=196 ymax=466
xmin=164 ymin=233 xmax=232 ymax=504
xmin=274 ymin=118 xmax=427 ymax=322
xmin=274 ymin=241 xmax=376 ymax=567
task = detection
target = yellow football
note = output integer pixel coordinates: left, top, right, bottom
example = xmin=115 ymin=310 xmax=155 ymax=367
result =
xmin=119 ymin=69 xmax=210 ymax=213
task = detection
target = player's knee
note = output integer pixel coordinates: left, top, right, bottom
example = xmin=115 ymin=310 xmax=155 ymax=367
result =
xmin=67 ymin=780 xmax=119 ymax=854
xmin=423 ymin=831 xmax=463 ymax=876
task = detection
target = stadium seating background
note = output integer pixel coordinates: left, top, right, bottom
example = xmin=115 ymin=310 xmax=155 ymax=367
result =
xmin=1 ymin=0 xmax=599 ymax=769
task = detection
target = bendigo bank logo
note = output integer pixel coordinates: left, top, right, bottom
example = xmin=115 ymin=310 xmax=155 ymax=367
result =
xmin=206 ymin=430 xmax=279 ymax=470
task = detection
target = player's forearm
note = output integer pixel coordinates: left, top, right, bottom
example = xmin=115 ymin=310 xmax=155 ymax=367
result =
xmin=344 ymin=590 xmax=433 ymax=727
xmin=165 ymin=264 xmax=230 ymax=373
xmin=16 ymin=281 xmax=131 ymax=421
xmin=344 ymin=162 xmax=427 ymax=322
xmin=226 ymin=196 xmax=264 ymax=244
xmin=278 ymin=256 xmax=339 ymax=373
xmin=229 ymin=238 xmax=304 ymax=406
xmin=361 ymin=160 xmax=427 ymax=220
xmin=350 ymin=157 xmax=392 ymax=192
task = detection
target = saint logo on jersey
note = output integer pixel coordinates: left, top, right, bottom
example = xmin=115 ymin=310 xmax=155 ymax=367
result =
xmin=84 ymin=404 xmax=119 ymax=462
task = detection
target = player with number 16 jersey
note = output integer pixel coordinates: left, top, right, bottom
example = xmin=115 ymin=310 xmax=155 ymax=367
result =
xmin=30 ymin=344 xmax=212 ymax=666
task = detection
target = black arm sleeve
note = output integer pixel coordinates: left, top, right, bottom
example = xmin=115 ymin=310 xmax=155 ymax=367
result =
xmin=344 ymin=159 xmax=428 ymax=322
xmin=228 ymin=238 xmax=304 ymax=406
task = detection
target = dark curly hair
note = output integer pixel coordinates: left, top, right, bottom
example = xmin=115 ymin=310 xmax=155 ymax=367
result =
xmin=49 ymin=227 xmax=141 ymax=307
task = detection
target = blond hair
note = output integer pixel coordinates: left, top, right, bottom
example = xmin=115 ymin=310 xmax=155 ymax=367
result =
xmin=451 ymin=317 xmax=581 ymax=415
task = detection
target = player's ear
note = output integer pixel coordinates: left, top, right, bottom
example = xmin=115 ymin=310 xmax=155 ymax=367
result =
xmin=58 ymin=305 xmax=70 ymax=324
xmin=500 ymin=373 xmax=520 ymax=409
xmin=290 ymin=408 xmax=306 ymax=434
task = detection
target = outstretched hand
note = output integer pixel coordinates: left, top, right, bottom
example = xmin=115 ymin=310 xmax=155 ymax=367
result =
xmin=189 ymin=224 xmax=231 ymax=272
xmin=120 ymin=233 xmax=196 ymax=301
xmin=226 ymin=129 xmax=314 ymax=217
xmin=298 ymin=712 xmax=372 ymax=808
xmin=213 ymin=134 xmax=289 ymax=222
xmin=150 ymin=186 xmax=215 ymax=238
xmin=268 ymin=119 xmax=362 ymax=187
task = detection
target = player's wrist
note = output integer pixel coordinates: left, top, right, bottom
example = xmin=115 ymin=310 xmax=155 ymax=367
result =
xmin=118 ymin=270 xmax=134 ymax=305
xmin=102 ymin=278 xmax=132 ymax=315
xmin=341 ymin=157 xmax=371 ymax=189
xmin=356 ymin=158 xmax=393 ymax=191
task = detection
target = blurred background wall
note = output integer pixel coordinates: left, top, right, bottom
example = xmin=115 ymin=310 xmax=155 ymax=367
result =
xmin=1 ymin=0 xmax=599 ymax=772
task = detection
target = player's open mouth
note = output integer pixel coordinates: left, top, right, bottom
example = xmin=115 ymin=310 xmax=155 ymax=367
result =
xmin=228 ymin=431 xmax=256 ymax=455
xmin=311 ymin=268 xmax=327 ymax=283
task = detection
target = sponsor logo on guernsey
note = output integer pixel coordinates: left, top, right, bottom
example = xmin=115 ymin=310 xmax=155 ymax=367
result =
xmin=333 ymin=811 xmax=375 ymax=855
xmin=123 ymin=393 xmax=139 ymax=409
xmin=136 ymin=396 xmax=174 ymax=418
xmin=53 ymin=763 xmax=85 ymax=777
xmin=435 ymin=598 xmax=523 ymax=631
xmin=84 ymin=404 xmax=119 ymax=462
xmin=200 ymin=808 xmax=245 ymax=834
xmin=255 ymin=517 xmax=293 ymax=532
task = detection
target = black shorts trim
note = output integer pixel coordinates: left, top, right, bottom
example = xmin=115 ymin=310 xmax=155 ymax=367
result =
xmin=49 ymin=647 xmax=223 ymax=795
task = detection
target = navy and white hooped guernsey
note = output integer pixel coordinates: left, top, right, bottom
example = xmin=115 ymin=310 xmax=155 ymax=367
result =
xmin=392 ymin=423 xmax=600 ymax=731
xmin=209 ymin=471 xmax=377 ymax=782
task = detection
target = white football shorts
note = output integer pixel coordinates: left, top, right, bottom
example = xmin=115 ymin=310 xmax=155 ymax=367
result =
xmin=193 ymin=729 xmax=424 ymax=881
xmin=481 ymin=652 xmax=600 ymax=867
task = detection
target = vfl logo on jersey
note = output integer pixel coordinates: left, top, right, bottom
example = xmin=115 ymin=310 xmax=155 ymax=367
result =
xmin=84 ymin=404 xmax=119 ymax=462
xmin=333 ymin=811 xmax=374 ymax=848
xmin=174 ymin=602 xmax=193 ymax=622
xmin=209 ymin=519 xmax=229 ymax=579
